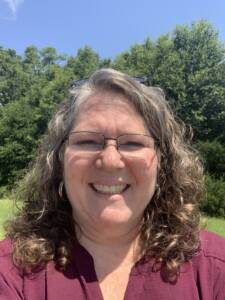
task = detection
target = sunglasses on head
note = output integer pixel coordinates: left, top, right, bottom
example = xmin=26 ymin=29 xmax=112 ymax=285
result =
xmin=71 ymin=76 xmax=150 ymax=88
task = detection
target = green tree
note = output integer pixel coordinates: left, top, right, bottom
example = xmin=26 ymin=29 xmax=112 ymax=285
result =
xmin=40 ymin=47 xmax=66 ymax=66
xmin=196 ymin=140 xmax=225 ymax=178
xmin=0 ymin=47 xmax=72 ymax=188
xmin=112 ymin=38 xmax=156 ymax=79
xmin=66 ymin=46 xmax=100 ymax=78
xmin=0 ymin=22 xmax=225 ymax=197
xmin=149 ymin=35 xmax=186 ymax=112
xmin=0 ymin=99 xmax=39 ymax=186
xmin=0 ymin=48 xmax=29 ymax=105
xmin=172 ymin=21 xmax=225 ymax=142
xmin=200 ymin=175 xmax=225 ymax=218
xmin=23 ymin=46 xmax=41 ymax=74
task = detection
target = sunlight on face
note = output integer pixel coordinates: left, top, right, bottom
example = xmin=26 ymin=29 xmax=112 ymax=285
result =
xmin=63 ymin=91 xmax=158 ymax=233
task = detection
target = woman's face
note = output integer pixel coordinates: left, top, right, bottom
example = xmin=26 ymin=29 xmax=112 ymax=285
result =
xmin=63 ymin=91 xmax=158 ymax=232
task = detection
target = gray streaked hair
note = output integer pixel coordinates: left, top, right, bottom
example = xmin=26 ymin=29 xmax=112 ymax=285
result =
xmin=6 ymin=68 xmax=203 ymax=282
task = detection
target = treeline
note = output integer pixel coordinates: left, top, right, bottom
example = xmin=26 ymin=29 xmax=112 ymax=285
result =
xmin=0 ymin=21 xmax=225 ymax=217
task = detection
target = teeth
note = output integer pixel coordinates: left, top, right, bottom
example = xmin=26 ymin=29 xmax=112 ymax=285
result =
xmin=92 ymin=184 xmax=127 ymax=194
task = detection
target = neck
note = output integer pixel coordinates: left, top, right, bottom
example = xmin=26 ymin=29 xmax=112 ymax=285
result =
xmin=76 ymin=222 xmax=141 ymax=265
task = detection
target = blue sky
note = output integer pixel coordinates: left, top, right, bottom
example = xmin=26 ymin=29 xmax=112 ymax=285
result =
xmin=0 ymin=0 xmax=225 ymax=59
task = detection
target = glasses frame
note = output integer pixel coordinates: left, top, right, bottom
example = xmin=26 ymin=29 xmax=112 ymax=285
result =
xmin=71 ymin=76 xmax=150 ymax=88
xmin=67 ymin=76 xmax=158 ymax=153
xmin=67 ymin=131 xmax=157 ymax=153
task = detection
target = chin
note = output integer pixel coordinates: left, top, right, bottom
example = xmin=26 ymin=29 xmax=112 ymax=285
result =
xmin=92 ymin=208 xmax=136 ymax=226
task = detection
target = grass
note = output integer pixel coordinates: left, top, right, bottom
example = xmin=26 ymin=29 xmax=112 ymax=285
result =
xmin=201 ymin=215 xmax=225 ymax=237
xmin=0 ymin=198 xmax=19 ymax=240
xmin=0 ymin=199 xmax=224 ymax=240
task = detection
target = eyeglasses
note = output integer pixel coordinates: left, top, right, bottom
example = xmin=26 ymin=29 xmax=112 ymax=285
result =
xmin=67 ymin=131 xmax=156 ymax=159
xmin=71 ymin=76 xmax=150 ymax=88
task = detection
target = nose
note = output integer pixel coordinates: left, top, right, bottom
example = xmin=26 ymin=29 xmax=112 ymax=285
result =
xmin=95 ymin=141 xmax=125 ymax=170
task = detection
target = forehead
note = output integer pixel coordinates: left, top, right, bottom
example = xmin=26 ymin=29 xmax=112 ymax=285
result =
xmin=79 ymin=91 xmax=133 ymax=113
xmin=73 ymin=91 xmax=148 ymax=132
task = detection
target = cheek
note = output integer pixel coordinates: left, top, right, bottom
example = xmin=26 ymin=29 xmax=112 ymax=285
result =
xmin=146 ymin=152 xmax=158 ymax=173
xmin=64 ymin=154 xmax=76 ymax=181
xmin=63 ymin=151 xmax=89 ymax=188
xmin=129 ymin=152 xmax=158 ymax=183
xmin=63 ymin=153 xmax=89 ymax=209
xmin=64 ymin=149 xmax=91 ymax=172
xmin=143 ymin=154 xmax=158 ymax=189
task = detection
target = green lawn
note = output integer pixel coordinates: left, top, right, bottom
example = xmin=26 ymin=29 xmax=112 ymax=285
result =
xmin=0 ymin=198 xmax=19 ymax=240
xmin=0 ymin=199 xmax=224 ymax=240
xmin=201 ymin=216 xmax=225 ymax=237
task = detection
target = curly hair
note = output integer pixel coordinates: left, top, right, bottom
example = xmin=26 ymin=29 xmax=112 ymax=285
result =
xmin=5 ymin=68 xmax=204 ymax=281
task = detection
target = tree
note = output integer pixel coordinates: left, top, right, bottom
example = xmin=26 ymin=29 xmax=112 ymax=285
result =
xmin=196 ymin=140 xmax=225 ymax=178
xmin=172 ymin=21 xmax=225 ymax=141
xmin=40 ymin=47 xmax=66 ymax=66
xmin=0 ymin=47 xmax=72 ymax=187
xmin=0 ymin=98 xmax=39 ymax=186
xmin=149 ymin=35 xmax=186 ymax=112
xmin=66 ymin=46 xmax=100 ymax=78
xmin=0 ymin=22 xmax=225 ymax=193
xmin=112 ymin=38 xmax=156 ymax=79
xmin=113 ymin=21 xmax=225 ymax=143
xmin=23 ymin=46 xmax=41 ymax=74
xmin=0 ymin=48 xmax=29 ymax=105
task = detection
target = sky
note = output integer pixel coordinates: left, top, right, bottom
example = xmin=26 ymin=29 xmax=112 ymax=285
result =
xmin=0 ymin=0 xmax=225 ymax=59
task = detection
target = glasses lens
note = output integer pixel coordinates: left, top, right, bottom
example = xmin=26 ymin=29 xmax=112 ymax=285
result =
xmin=68 ymin=132 xmax=104 ymax=152
xmin=67 ymin=132 xmax=156 ymax=163
xmin=118 ymin=134 xmax=155 ymax=157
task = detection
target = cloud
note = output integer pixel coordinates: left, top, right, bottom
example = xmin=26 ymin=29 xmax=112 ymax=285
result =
xmin=2 ymin=0 xmax=24 ymax=16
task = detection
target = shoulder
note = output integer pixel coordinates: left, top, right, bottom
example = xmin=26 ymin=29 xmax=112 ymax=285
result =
xmin=0 ymin=237 xmax=13 ymax=255
xmin=199 ymin=229 xmax=225 ymax=262
xmin=0 ymin=237 xmax=22 ymax=275
xmin=191 ymin=230 xmax=225 ymax=300
xmin=0 ymin=238 xmax=24 ymax=299
xmin=0 ymin=237 xmax=15 ymax=268
xmin=0 ymin=238 xmax=47 ymax=299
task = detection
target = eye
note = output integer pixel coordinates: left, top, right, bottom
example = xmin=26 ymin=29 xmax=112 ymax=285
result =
xmin=68 ymin=132 xmax=103 ymax=148
xmin=118 ymin=134 xmax=150 ymax=151
xmin=76 ymin=139 xmax=99 ymax=145
xmin=119 ymin=141 xmax=146 ymax=151
xmin=123 ymin=141 xmax=145 ymax=147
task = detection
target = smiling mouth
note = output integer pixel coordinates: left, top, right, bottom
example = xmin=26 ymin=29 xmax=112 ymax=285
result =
xmin=90 ymin=183 xmax=130 ymax=194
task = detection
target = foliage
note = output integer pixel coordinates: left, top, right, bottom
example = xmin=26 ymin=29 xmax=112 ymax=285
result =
xmin=172 ymin=21 xmax=225 ymax=142
xmin=0 ymin=21 xmax=225 ymax=214
xmin=201 ymin=216 xmax=225 ymax=237
xmin=0 ymin=96 xmax=42 ymax=186
xmin=0 ymin=45 xmax=104 ymax=188
xmin=200 ymin=175 xmax=225 ymax=218
xmin=0 ymin=49 xmax=30 ymax=105
xmin=0 ymin=199 xmax=16 ymax=240
xmin=114 ymin=21 xmax=225 ymax=143
xmin=196 ymin=140 xmax=225 ymax=179
xmin=66 ymin=46 xmax=101 ymax=78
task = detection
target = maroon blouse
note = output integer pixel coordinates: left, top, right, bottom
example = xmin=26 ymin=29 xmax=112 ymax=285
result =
xmin=0 ymin=230 xmax=225 ymax=300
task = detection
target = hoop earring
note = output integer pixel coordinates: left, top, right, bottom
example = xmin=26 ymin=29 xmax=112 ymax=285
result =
xmin=59 ymin=181 xmax=64 ymax=199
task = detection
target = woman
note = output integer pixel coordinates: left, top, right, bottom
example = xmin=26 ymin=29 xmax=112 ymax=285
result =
xmin=0 ymin=68 xmax=224 ymax=300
